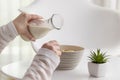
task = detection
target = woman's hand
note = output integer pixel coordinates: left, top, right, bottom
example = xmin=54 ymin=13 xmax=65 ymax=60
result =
xmin=42 ymin=40 xmax=62 ymax=56
xmin=13 ymin=13 xmax=42 ymax=41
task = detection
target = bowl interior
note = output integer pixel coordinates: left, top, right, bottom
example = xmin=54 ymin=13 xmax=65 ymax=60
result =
xmin=60 ymin=45 xmax=84 ymax=52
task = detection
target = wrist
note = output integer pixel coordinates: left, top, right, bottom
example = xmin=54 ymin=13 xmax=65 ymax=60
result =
xmin=8 ymin=22 xmax=19 ymax=37
xmin=13 ymin=20 xmax=20 ymax=34
xmin=38 ymin=48 xmax=60 ymax=65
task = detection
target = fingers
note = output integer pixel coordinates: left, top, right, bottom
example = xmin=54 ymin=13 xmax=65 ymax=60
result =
xmin=25 ymin=13 xmax=43 ymax=21
xmin=23 ymin=13 xmax=42 ymax=41
xmin=23 ymin=29 xmax=35 ymax=41
xmin=29 ymin=19 xmax=44 ymax=25
xmin=13 ymin=13 xmax=43 ymax=41
xmin=26 ymin=14 xmax=42 ymax=41
xmin=42 ymin=40 xmax=61 ymax=56
xmin=49 ymin=40 xmax=60 ymax=46
xmin=30 ymin=14 xmax=43 ymax=19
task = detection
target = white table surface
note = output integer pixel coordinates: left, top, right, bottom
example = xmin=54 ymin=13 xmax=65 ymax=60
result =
xmin=52 ymin=55 xmax=120 ymax=80
xmin=1 ymin=52 xmax=120 ymax=80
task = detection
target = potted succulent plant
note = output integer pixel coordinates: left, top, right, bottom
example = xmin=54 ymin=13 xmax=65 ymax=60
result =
xmin=88 ymin=49 xmax=109 ymax=77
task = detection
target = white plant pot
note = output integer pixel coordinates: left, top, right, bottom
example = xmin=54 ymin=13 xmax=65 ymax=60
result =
xmin=88 ymin=62 xmax=107 ymax=77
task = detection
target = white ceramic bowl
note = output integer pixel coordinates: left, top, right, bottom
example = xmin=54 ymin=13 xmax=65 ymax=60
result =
xmin=56 ymin=45 xmax=84 ymax=70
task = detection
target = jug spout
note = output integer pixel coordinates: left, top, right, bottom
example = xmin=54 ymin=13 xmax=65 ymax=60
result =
xmin=47 ymin=14 xmax=64 ymax=30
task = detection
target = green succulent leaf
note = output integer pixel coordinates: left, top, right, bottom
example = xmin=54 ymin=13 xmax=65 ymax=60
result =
xmin=88 ymin=49 xmax=109 ymax=64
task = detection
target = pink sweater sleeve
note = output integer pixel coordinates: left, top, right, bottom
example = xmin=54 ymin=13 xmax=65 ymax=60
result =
xmin=0 ymin=22 xmax=18 ymax=53
xmin=21 ymin=48 xmax=60 ymax=80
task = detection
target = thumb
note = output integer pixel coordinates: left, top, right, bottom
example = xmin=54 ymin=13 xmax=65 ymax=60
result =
xmin=24 ymin=30 xmax=35 ymax=41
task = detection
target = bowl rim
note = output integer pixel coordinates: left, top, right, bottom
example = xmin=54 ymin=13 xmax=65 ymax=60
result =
xmin=60 ymin=45 xmax=84 ymax=53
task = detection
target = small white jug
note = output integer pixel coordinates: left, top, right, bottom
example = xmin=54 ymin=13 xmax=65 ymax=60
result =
xmin=21 ymin=14 xmax=63 ymax=41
